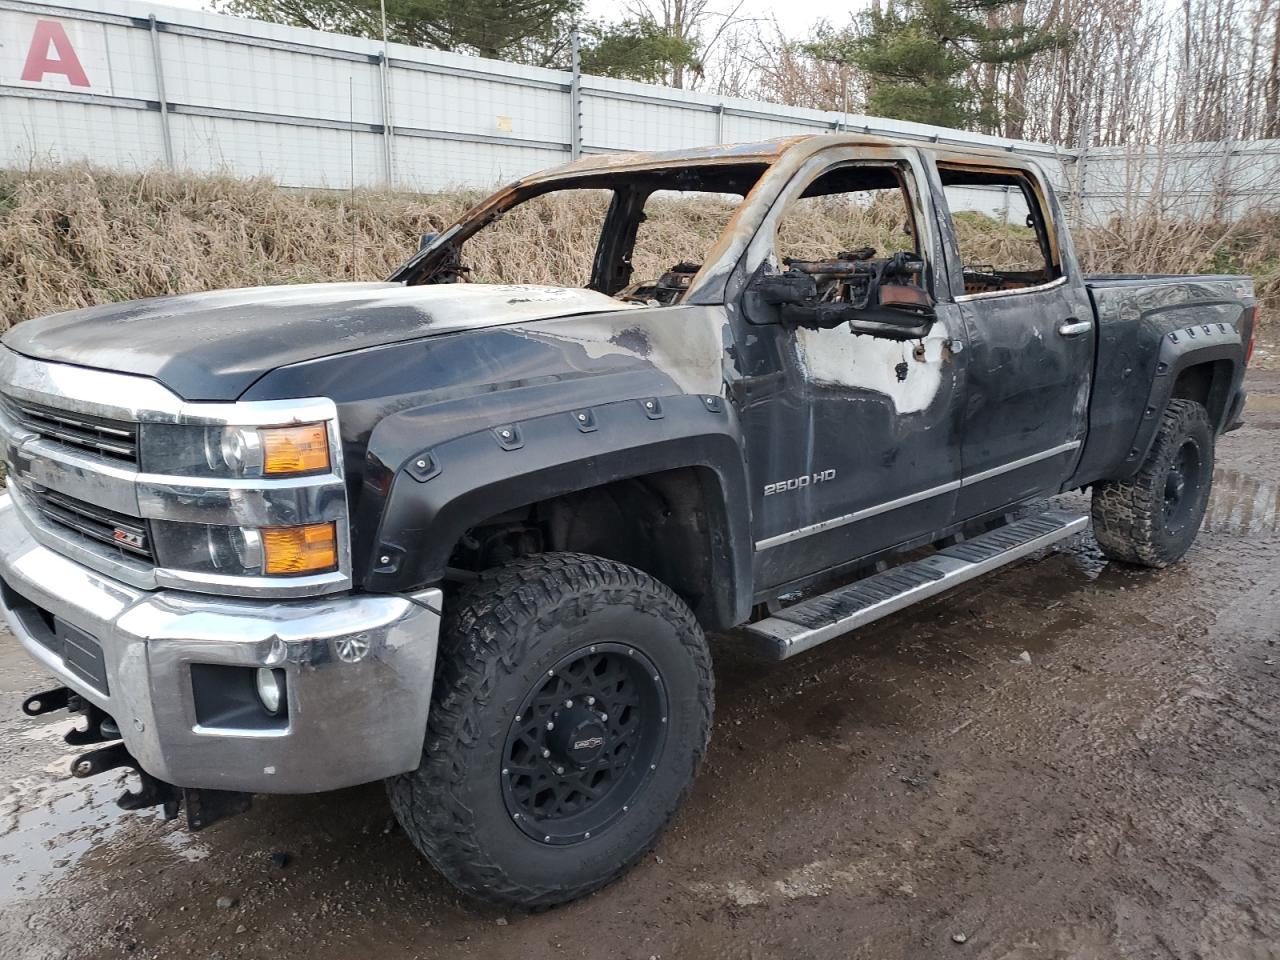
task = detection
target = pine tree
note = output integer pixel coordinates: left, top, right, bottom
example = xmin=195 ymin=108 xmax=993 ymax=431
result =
xmin=579 ymin=20 xmax=701 ymax=85
xmin=806 ymin=0 xmax=1070 ymax=132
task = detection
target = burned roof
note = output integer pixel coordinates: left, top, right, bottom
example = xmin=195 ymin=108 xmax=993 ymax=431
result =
xmin=518 ymin=133 xmax=1042 ymax=187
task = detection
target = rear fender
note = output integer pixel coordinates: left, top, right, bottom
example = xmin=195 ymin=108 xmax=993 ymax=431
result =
xmin=1124 ymin=321 xmax=1242 ymax=473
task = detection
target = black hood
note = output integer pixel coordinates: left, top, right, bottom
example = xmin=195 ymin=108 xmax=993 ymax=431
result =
xmin=3 ymin=282 xmax=635 ymax=401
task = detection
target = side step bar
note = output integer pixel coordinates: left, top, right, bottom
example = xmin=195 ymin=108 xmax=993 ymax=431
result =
xmin=743 ymin=510 xmax=1090 ymax=660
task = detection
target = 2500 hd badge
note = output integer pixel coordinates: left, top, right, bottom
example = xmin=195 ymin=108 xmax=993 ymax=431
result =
xmin=764 ymin=469 xmax=838 ymax=496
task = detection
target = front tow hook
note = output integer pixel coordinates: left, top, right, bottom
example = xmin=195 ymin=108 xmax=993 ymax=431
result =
xmin=71 ymin=742 xmax=134 ymax=778
xmin=69 ymin=741 xmax=183 ymax=819
xmin=67 ymin=739 xmax=253 ymax=829
xmin=31 ymin=685 xmax=251 ymax=830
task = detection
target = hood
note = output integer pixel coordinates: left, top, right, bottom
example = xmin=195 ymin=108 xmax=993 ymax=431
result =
xmin=2 ymin=282 xmax=638 ymax=401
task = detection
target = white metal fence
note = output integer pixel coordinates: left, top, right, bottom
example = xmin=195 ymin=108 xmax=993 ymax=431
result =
xmin=1077 ymin=141 xmax=1280 ymax=222
xmin=2 ymin=0 xmax=1277 ymax=223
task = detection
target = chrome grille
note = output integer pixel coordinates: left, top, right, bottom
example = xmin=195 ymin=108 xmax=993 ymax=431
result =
xmin=18 ymin=483 xmax=155 ymax=564
xmin=0 ymin=394 xmax=138 ymax=463
xmin=0 ymin=348 xmax=352 ymax=599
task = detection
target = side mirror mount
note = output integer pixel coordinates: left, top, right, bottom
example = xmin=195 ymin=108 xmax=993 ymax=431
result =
xmin=843 ymin=298 xmax=936 ymax=340
xmin=418 ymin=231 xmax=438 ymax=252
xmin=845 ymin=279 xmax=935 ymax=340
xmin=745 ymin=257 xmax=936 ymax=341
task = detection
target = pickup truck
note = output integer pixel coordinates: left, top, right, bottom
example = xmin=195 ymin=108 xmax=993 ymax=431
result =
xmin=0 ymin=134 xmax=1256 ymax=907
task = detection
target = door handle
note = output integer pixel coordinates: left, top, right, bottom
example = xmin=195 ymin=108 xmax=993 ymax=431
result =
xmin=1058 ymin=318 xmax=1093 ymax=337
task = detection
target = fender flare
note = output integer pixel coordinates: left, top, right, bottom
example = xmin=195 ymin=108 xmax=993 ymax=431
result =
xmin=360 ymin=393 xmax=754 ymax=629
xmin=1123 ymin=320 xmax=1243 ymax=473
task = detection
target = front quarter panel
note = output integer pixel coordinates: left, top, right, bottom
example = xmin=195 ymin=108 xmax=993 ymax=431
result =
xmin=362 ymin=393 xmax=752 ymax=626
xmin=282 ymin=303 xmax=755 ymax=626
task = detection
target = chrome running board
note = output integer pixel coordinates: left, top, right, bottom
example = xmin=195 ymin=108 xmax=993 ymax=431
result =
xmin=743 ymin=510 xmax=1090 ymax=660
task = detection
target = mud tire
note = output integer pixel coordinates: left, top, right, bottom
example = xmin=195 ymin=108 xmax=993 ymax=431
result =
xmin=387 ymin=553 xmax=713 ymax=907
xmin=1091 ymin=399 xmax=1214 ymax=568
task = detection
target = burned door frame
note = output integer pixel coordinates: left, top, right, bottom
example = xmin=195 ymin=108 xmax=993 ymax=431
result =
xmin=928 ymin=155 xmax=1093 ymax=517
xmin=724 ymin=144 xmax=970 ymax=595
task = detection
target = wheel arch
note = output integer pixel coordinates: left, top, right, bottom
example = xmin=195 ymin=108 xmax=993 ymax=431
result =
xmin=1119 ymin=321 xmax=1243 ymax=480
xmin=359 ymin=394 xmax=754 ymax=630
xmin=1169 ymin=357 xmax=1236 ymax=428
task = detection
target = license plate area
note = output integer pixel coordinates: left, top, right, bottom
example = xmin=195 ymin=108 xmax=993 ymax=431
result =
xmin=53 ymin=619 xmax=110 ymax=696
xmin=1 ymin=577 xmax=110 ymax=695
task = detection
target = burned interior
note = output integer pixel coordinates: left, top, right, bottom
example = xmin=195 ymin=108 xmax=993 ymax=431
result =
xmin=767 ymin=161 xmax=930 ymax=318
xmin=395 ymin=162 xmax=769 ymax=304
xmin=938 ymin=164 xmax=1062 ymax=294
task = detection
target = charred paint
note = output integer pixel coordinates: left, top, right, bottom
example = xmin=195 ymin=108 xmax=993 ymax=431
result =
xmin=794 ymin=319 xmax=954 ymax=415
xmin=3 ymin=283 xmax=637 ymax=401
xmin=527 ymin=307 xmax=728 ymax=398
xmin=3 ymin=133 xmax=1254 ymax=625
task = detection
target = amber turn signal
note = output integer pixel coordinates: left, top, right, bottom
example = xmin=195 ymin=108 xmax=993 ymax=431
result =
xmin=261 ymin=423 xmax=330 ymax=476
xmin=262 ymin=522 xmax=338 ymax=575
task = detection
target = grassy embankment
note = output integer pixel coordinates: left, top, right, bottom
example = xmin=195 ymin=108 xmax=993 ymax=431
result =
xmin=1 ymin=165 xmax=1275 ymax=346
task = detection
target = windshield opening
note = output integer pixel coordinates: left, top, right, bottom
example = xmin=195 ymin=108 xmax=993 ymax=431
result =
xmin=396 ymin=162 xmax=769 ymax=306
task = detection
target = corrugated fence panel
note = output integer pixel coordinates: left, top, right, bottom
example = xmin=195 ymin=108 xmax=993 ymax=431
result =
xmin=392 ymin=69 xmax=565 ymax=144
xmin=1 ymin=0 xmax=1276 ymax=218
xmin=722 ymin=111 xmax=825 ymax=143
xmin=1079 ymin=141 xmax=1280 ymax=221
xmin=394 ymin=136 xmax=567 ymax=192
xmin=169 ymin=113 xmax=387 ymax=187
xmin=583 ymin=94 xmax=717 ymax=152
xmin=2 ymin=97 xmax=165 ymax=168
xmin=161 ymin=33 xmax=381 ymax=124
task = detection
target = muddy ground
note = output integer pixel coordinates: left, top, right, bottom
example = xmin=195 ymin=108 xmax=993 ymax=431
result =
xmin=1 ymin=372 xmax=1278 ymax=960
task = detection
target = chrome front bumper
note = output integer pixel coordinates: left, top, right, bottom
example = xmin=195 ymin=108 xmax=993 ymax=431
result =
xmin=0 ymin=493 xmax=441 ymax=794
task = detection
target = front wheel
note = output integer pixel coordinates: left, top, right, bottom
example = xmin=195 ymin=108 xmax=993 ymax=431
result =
xmin=388 ymin=553 xmax=713 ymax=907
xmin=1091 ymin=398 xmax=1215 ymax=568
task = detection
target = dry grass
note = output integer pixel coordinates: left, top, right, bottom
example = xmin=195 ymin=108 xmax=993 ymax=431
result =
xmin=2 ymin=165 xmax=1277 ymax=335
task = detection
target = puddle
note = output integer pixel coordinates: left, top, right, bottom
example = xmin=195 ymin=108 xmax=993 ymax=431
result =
xmin=0 ymin=768 xmax=134 ymax=904
xmin=0 ymin=715 xmax=205 ymax=909
xmin=1202 ymin=469 xmax=1280 ymax=536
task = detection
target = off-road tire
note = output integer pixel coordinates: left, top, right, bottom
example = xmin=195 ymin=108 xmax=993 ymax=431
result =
xmin=387 ymin=553 xmax=713 ymax=907
xmin=1091 ymin=399 xmax=1214 ymax=568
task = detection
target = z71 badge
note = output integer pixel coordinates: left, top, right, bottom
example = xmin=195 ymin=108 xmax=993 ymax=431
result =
xmin=764 ymin=469 xmax=836 ymax=496
xmin=112 ymin=528 xmax=148 ymax=550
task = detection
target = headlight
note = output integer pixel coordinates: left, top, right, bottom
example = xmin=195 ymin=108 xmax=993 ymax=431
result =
xmin=142 ymin=423 xmax=331 ymax=478
xmin=152 ymin=520 xmax=338 ymax=577
xmin=259 ymin=424 xmax=330 ymax=475
xmin=217 ymin=426 xmax=263 ymax=476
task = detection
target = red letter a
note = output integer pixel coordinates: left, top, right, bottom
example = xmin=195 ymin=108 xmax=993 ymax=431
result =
xmin=21 ymin=20 xmax=90 ymax=87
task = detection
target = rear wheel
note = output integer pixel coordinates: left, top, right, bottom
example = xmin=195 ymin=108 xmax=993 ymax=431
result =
xmin=1091 ymin=399 xmax=1214 ymax=568
xmin=387 ymin=553 xmax=713 ymax=907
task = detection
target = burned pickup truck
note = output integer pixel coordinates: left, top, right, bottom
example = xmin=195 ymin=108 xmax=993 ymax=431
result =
xmin=0 ymin=135 xmax=1255 ymax=906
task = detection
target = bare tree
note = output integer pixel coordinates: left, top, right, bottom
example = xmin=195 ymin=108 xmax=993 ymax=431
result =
xmin=732 ymin=20 xmax=863 ymax=110
xmin=623 ymin=0 xmax=752 ymax=88
xmin=1015 ymin=0 xmax=1280 ymax=145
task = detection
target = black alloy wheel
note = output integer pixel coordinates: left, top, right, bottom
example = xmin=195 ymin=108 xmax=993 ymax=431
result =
xmin=387 ymin=553 xmax=714 ymax=907
xmin=1161 ymin=437 xmax=1205 ymax=536
xmin=1092 ymin=399 xmax=1215 ymax=568
xmin=502 ymin=643 xmax=667 ymax=845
